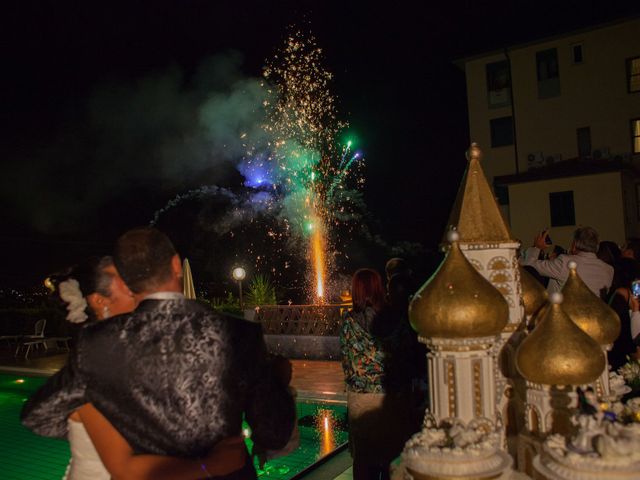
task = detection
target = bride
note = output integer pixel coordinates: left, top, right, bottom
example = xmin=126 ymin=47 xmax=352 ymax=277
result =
xmin=55 ymin=256 xmax=246 ymax=479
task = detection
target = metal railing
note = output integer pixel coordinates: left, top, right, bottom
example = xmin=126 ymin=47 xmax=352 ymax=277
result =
xmin=256 ymin=304 xmax=347 ymax=336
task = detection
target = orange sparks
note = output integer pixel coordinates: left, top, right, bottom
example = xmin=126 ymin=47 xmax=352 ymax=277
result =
xmin=311 ymin=220 xmax=326 ymax=301
xmin=319 ymin=411 xmax=335 ymax=456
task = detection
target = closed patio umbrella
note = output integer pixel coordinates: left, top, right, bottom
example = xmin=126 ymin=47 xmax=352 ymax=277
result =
xmin=182 ymin=258 xmax=196 ymax=299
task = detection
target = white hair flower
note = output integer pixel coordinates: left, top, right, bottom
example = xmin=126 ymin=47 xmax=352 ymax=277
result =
xmin=59 ymin=279 xmax=89 ymax=323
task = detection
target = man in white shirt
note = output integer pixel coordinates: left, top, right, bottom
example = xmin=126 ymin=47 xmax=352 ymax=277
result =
xmin=521 ymin=226 xmax=613 ymax=298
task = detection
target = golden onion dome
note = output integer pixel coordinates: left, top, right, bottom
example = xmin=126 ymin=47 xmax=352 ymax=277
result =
xmin=516 ymin=292 xmax=605 ymax=385
xmin=409 ymin=229 xmax=509 ymax=338
xmin=561 ymin=261 xmax=620 ymax=345
xmin=520 ymin=266 xmax=548 ymax=317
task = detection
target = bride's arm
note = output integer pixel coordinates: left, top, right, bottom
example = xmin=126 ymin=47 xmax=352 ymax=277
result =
xmin=77 ymin=403 xmax=247 ymax=480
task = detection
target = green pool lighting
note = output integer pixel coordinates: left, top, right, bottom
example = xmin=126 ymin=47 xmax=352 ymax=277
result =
xmin=0 ymin=374 xmax=348 ymax=480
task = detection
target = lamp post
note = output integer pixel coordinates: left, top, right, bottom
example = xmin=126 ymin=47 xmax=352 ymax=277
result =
xmin=232 ymin=267 xmax=246 ymax=310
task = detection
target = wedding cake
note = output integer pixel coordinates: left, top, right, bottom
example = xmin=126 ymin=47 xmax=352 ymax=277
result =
xmin=395 ymin=145 xmax=640 ymax=480
xmin=534 ymin=414 xmax=640 ymax=479
xmin=402 ymin=417 xmax=512 ymax=479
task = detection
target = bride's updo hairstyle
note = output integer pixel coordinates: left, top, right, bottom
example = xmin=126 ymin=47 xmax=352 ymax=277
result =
xmin=53 ymin=256 xmax=115 ymax=322
xmin=69 ymin=256 xmax=115 ymax=298
xmin=114 ymin=227 xmax=177 ymax=294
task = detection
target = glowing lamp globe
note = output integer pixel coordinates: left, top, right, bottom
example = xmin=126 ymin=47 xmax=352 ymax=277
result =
xmin=232 ymin=267 xmax=246 ymax=281
xmin=44 ymin=277 xmax=55 ymax=292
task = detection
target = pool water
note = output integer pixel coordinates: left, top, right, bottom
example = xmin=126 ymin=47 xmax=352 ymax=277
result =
xmin=0 ymin=374 xmax=347 ymax=480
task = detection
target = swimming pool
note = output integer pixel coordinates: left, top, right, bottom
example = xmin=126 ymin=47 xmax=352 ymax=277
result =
xmin=0 ymin=373 xmax=347 ymax=480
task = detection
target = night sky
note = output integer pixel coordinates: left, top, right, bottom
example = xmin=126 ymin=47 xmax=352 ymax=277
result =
xmin=2 ymin=0 xmax=639 ymax=287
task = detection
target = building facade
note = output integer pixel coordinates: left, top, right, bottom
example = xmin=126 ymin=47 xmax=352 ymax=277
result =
xmin=504 ymin=167 xmax=638 ymax=249
xmin=458 ymin=17 xmax=640 ymax=246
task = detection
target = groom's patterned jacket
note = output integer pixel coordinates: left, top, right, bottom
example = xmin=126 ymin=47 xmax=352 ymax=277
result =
xmin=21 ymin=298 xmax=295 ymax=458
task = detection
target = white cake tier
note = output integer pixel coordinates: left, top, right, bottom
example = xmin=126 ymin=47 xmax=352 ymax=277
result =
xmin=403 ymin=446 xmax=512 ymax=479
xmin=533 ymin=442 xmax=640 ymax=480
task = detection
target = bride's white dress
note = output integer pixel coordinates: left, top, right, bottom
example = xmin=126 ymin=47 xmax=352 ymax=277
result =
xmin=62 ymin=418 xmax=110 ymax=479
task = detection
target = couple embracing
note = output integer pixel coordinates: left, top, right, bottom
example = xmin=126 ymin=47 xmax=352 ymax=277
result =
xmin=21 ymin=227 xmax=296 ymax=479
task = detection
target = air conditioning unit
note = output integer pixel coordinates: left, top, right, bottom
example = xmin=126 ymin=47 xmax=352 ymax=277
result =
xmin=593 ymin=147 xmax=610 ymax=160
xmin=527 ymin=151 xmax=544 ymax=169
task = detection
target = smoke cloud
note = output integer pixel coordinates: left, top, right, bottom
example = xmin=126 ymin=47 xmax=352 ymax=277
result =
xmin=1 ymin=51 xmax=268 ymax=234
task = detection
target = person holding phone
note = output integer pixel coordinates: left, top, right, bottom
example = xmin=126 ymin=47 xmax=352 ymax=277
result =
xmin=521 ymin=226 xmax=613 ymax=298
xmin=607 ymin=257 xmax=640 ymax=370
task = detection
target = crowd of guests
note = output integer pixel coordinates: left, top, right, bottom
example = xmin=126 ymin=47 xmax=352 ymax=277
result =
xmin=521 ymin=226 xmax=640 ymax=370
xmin=24 ymin=223 xmax=640 ymax=480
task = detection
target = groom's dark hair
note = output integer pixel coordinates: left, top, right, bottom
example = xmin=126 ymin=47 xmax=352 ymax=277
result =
xmin=114 ymin=227 xmax=177 ymax=294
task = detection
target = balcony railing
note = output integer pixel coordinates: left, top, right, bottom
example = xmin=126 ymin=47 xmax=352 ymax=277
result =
xmin=255 ymin=304 xmax=347 ymax=336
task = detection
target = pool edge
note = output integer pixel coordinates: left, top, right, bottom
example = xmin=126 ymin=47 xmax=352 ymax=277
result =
xmin=0 ymin=366 xmax=57 ymax=376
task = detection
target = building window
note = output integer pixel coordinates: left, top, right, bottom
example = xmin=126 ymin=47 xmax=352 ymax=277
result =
xmin=486 ymin=60 xmax=511 ymax=108
xmin=628 ymin=57 xmax=640 ymax=93
xmin=494 ymin=184 xmax=510 ymax=206
xmin=490 ymin=116 xmax=514 ymax=147
xmin=549 ymin=191 xmax=575 ymax=227
xmin=576 ymin=127 xmax=591 ymax=158
xmin=571 ymin=44 xmax=584 ymax=64
xmin=632 ymin=118 xmax=640 ymax=154
xmin=536 ymin=48 xmax=561 ymax=98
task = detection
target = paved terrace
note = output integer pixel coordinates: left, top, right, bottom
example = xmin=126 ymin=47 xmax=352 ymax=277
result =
xmin=0 ymin=346 xmax=346 ymax=397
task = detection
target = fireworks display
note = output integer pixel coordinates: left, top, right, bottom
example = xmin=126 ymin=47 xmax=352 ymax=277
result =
xmin=205 ymin=28 xmax=367 ymax=301
xmin=254 ymin=29 xmax=365 ymax=300
xmin=153 ymin=29 xmax=365 ymax=302
xmin=259 ymin=30 xmax=365 ymax=222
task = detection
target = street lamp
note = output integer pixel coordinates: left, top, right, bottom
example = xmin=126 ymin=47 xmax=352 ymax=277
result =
xmin=232 ymin=267 xmax=246 ymax=309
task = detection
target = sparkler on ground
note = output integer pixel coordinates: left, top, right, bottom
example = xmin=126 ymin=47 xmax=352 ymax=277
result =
xmin=309 ymin=216 xmax=326 ymax=301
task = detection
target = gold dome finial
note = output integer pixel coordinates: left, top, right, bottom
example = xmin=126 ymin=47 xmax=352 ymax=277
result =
xmin=561 ymin=262 xmax=620 ymax=345
xmin=466 ymin=142 xmax=482 ymax=162
xmin=446 ymin=227 xmax=460 ymax=243
xmin=443 ymin=145 xmax=513 ymax=244
xmin=516 ymin=292 xmax=605 ymax=385
xmin=409 ymin=227 xmax=509 ymax=338
xmin=520 ymin=266 xmax=548 ymax=317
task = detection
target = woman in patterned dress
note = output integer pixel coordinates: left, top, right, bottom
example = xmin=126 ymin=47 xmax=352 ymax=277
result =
xmin=340 ymin=268 xmax=422 ymax=480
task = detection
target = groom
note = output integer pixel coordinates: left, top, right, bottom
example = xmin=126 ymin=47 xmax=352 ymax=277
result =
xmin=22 ymin=227 xmax=295 ymax=477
